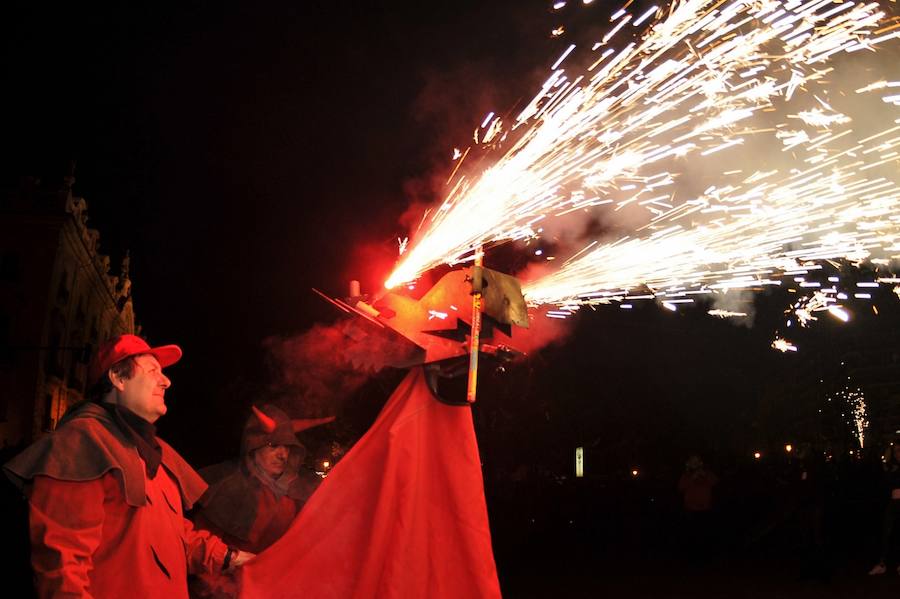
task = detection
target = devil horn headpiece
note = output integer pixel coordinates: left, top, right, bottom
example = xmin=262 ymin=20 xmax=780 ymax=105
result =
xmin=251 ymin=405 xmax=277 ymax=433
xmin=292 ymin=416 xmax=336 ymax=433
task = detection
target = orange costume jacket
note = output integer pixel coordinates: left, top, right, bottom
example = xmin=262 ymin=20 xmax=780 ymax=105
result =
xmin=4 ymin=402 xmax=228 ymax=599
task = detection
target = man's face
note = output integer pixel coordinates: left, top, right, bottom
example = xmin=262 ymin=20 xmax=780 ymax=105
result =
xmin=114 ymin=354 xmax=171 ymax=423
xmin=254 ymin=444 xmax=290 ymax=478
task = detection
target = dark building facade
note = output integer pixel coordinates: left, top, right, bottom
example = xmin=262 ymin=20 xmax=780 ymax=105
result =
xmin=0 ymin=173 xmax=135 ymax=446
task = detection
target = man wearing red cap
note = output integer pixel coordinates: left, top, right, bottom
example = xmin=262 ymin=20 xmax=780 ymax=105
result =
xmin=4 ymin=334 xmax=253 ymax=598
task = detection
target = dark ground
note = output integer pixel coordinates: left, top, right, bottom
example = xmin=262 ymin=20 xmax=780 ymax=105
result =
xmin=499 ymin=554 xmax=900 ymax=599
xmin=3 ymin=450 xmax=900 ymax=598
xmin=489 ymin=460 xmax=900 ymax=599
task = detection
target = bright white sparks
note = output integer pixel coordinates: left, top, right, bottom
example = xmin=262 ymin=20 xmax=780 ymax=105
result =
xmin=827 ymin=305 xmax=850 ymax=322
xmin=708 ymin=309 xmax=748 ymax=318
xmin=772 ymin=337 xmax=799 ymax=352
xmin=551 ymin=44 xmax=577 ymax=70
xmin=385 ymin=0 xmax=900 ymax=306
xmin=633 ymin=7 xmax=659 ymax=27
xmin=829 ymin=385 xmax=869 ymax=448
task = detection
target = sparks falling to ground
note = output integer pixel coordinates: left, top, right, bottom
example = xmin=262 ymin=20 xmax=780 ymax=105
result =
xmin=829 ymin=384 xmax=869 ymax=447
xmin=385 ymin=0 xmax=900 ymax=324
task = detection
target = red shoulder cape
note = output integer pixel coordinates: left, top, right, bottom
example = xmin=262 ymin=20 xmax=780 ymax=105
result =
xmin=4 ymin=401 xmax=207 ymax=509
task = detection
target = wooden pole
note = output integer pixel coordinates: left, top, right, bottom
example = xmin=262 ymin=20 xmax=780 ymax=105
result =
xmin=466 ymin=247 xmax=484 ymax=404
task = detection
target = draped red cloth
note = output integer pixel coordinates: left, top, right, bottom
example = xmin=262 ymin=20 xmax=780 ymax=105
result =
xmin=239 ymin=367 xmax=502 ymax=599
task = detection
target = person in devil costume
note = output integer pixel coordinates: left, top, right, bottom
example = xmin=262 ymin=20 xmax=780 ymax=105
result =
xmin=188 ymin=404 xmax=332 ymax=598
xmin=195 ymin=404 xmax=334 ymax=553
xmin=3 ymin=334 xmax=253 ymax=598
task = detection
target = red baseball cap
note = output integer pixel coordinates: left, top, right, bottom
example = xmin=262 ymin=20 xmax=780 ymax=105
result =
xmin=88 ymin=334 xmax=183 ymax=386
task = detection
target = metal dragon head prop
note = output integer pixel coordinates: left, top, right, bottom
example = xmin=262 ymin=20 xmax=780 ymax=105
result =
xmin=318 ymin=266 xmax=530 ymax=373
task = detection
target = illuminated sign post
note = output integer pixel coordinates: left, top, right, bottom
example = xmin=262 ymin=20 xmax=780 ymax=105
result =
xmin=575 ymin=447 xmax=584 ymax=478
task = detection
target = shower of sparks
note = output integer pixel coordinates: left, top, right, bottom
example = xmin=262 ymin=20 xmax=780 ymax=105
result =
xmin=760 ymin=261 xmax=900 ymax=350
xmin=789 ymin=291 xmax=835 ymax=327
xmin=708 ymin=309 xmax=748 ymax=318
xmin=772 ymin=337 xmax=798 ymax=352
xmin=765 ymin=270 xmax=876 ymax=350
xmin=830 ymin=384 xmax=868 ymax=447
xmin=853 ymin=393 xmax=868 ymax=448
xmin=385 ymin=0 xmax=900 ymax=318
xmin=774 ymin=261 xmax=900 ymax=335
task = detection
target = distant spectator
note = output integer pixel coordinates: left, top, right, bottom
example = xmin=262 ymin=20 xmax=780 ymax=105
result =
xmin=793 ymin=444 xmax=829 ymax=579
xmin=868 ymin=443 xmax=900 ymax=575
xmin=678 ymin=455 xmax=718 ymax=558
xmin=679 ymin=455 xmax=718 ymax=513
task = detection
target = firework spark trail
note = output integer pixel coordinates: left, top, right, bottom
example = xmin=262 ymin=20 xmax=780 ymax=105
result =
xmin=385 ymin=0 xmax=899 ymax=290
xmin=829 ymin=385 xmax=868 ymax=447
xmin=521 ymin=157 xmax=900 ymax=306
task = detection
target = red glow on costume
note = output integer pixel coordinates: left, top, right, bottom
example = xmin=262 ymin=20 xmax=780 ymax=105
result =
xmin=239 ymin=367 xmax=502 ymax=598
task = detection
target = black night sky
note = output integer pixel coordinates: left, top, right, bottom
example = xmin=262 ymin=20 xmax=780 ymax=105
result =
xmin=7 ymin=2 xmax=900 ymax=597
xmin=3 ymin=1 xmax=898 ymax=472
xmin=2 ymin=0 xmax=566 ymax=458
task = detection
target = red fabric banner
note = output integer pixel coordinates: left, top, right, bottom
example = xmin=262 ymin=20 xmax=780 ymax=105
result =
xmin=239 ymin=367 xmax=502 ymax=598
